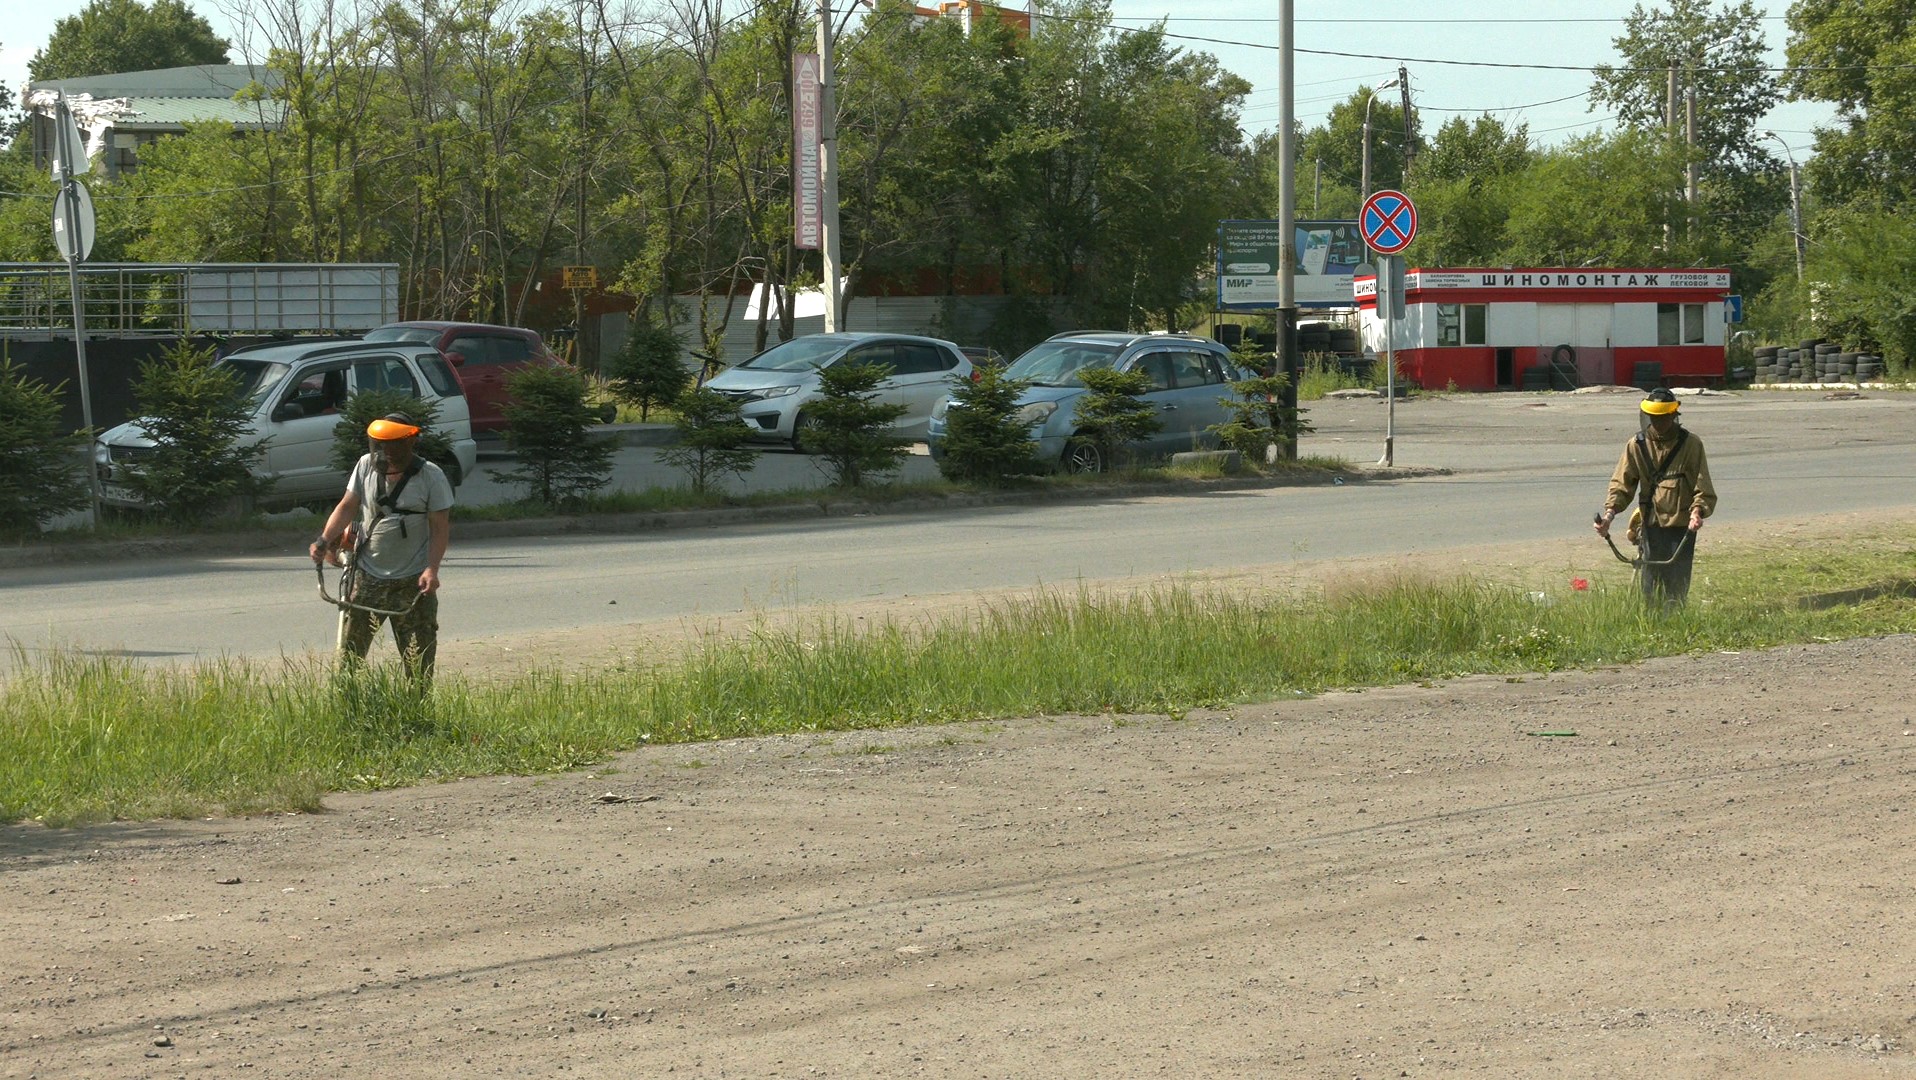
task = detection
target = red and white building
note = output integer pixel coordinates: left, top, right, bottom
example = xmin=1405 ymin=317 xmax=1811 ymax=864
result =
xmin=1354 ymin=267 xmax=1732 ymax=390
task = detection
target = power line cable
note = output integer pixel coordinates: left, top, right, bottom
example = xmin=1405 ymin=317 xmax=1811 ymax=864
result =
xmin=1417 ymin=91 xmax=1593 ymax=114
xmin=1104 ymin=15 xmax=1792 ymax=24
xmin=1032 ymin=9 xmax=1916 ymax=75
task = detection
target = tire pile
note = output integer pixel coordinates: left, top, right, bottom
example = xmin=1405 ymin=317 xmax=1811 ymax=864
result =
xmin=1753 ymin=340 xmax=1885 ymax=384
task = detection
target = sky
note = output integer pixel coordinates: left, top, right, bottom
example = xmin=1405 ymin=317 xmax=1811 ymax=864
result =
xmin=2 ymin=0 xmax=1835 ymax=163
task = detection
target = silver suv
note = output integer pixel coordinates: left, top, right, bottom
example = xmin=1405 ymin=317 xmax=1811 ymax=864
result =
xmin=927 ymin=331 xmax=1244 ymax=473
xmin=703 ymin=332 xmax=973 ymax=447
xmin=94 ymin=340 xmax=479 ymax=511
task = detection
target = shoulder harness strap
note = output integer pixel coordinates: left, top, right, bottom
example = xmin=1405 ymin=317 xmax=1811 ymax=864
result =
xmin=1633 ymin=428 xmax=1690 ymax=521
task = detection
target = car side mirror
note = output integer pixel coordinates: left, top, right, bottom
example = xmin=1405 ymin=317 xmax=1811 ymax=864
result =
xmin=272 ymin=402 xmax=306 ymax=421
xmin=444 ymin=351 xmax=468 ymax=367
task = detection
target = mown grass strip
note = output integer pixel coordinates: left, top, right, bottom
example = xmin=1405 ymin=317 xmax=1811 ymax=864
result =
xmin=6 ymin=535 xmax=1915 ymax=826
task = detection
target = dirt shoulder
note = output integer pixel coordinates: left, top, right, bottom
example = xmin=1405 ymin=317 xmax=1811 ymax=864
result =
xmin=7 ymin=623 xmax=1916 ymax=1076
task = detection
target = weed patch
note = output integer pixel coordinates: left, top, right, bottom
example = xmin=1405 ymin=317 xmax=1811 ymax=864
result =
xmin=6 ymin=535 xmax=1914 ymax=824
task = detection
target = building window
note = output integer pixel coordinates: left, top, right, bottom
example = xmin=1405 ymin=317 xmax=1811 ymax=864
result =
xmin=1658 ymin=302 xmax=1710 ymax=345
xmin=1436 ymin=303 xmax=1486 ymax=347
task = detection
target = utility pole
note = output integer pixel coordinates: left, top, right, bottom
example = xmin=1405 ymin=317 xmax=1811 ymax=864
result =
xmin=1764 ymin=131 xmax=1805 ymax=281
xmin=1360 ymin=78 xmax=1399 ymax=217
xmin=1360 ymin=111 xmax=1370 ymax=207
xmin=1784 ymin=156 xmax=1804 ymax=281
xmin=1665 ymin=65 xmax=1677 ymax=250
xmin=1397 ymin=65 xmax=1413 ymax=186
xmin=1276 ymin=0 xmax=1298 ymax=460
xmin=817 ymin=0 xmax=843 ymax=331
xmin=1684 ymin=80 xmax=1698 ymax=215
xmin=1313 ymin=157 xmax=1320 ymax=216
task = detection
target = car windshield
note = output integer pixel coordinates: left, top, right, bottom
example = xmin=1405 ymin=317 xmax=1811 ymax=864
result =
xmin=364 ymin=327 xmax=441 ymax=344
xmin=1002 ymin=341 xmax=1122 ymax=387
xmin=737 ymin=336 xmax=848 ymax=372
xmin=217 ymin=358 xmax=293 ymax=412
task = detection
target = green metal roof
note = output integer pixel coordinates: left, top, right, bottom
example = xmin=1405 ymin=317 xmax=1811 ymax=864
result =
xmin=112 ymin=97 xmax=284 ymax=129
xmin=28 ymin=64 xmax=278 ymax=99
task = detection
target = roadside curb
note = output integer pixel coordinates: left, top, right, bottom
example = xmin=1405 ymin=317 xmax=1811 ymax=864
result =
xmin=479 ymin=424 xmax=680 ymax=453
xmin=600 ymin=424 xmax=679 ymax=447
xmin=2 ymin=465 xmax=1445 ymax=571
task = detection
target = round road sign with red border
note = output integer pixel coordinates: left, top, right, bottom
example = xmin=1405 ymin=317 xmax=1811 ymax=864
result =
xmin=1360 ymin=189 xmax=1417 ymax=255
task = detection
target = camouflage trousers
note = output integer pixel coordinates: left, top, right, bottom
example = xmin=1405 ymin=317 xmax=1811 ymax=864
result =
xmin=336 ymin=575 xmax=439 ymax=684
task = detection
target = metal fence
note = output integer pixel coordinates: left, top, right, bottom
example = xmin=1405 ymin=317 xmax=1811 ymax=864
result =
xmin=0 ymin=263 xmax=400 ymax=339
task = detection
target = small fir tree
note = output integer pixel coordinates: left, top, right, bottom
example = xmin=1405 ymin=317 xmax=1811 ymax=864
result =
xmin=1231 ymin=340 xmax=1276 ymax=378
xmin=120 ymin=339 xmax=268 ymax=522
xmin=1070 ymin=365 xmax=1160 ymax=472
xmin=658 ymin=387 xmax=758 ymax=493
xmin=489 ymin=366 xmax=616 ymax=506
xmin=1207 ymin=372 xmax=1311 ymax=464
xmin=606 ymin=315 xmax=691 ymax=421
xmin=935 ymin=365 xmax=1040 ymax=484
xmin=0 ymin=358 xmax=87 ymax=535
xmin=803 ymin=361 xmax=908 ymax=487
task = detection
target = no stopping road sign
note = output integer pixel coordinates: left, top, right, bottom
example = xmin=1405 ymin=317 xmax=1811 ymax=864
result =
xmin=1360 ymin=189 xmax=1417 ymax=255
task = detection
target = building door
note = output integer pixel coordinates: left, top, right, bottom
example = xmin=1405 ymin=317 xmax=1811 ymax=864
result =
xmin=1538 ymin=304 xmax=1616 ymax=386
xmin=1496 ymin=348 xmax=1515 ymax=387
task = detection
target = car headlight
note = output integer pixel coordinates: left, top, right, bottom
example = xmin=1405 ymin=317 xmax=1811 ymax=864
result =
xmin=1013 ymin=400 xmax=1058 ymax=427
xmin=759 ymin=384 xmax=801 ymax=399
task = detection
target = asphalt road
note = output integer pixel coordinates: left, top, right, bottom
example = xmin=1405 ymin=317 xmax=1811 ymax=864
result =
xmin=7 ymin=389 xmax=1914 ymax=670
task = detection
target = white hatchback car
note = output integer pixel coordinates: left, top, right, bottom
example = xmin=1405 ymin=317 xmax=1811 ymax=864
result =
xmin=94 ymin=339 xmax=479 ymax=511
xmin=703 ymin=332 xmax=973 ymax=447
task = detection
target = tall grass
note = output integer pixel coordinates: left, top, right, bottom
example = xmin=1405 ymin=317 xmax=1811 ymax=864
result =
xmin=7 ymin=541 xmax=1915 ymax=825
xmin=1297 ymin=354 xmax=1388 ymax=400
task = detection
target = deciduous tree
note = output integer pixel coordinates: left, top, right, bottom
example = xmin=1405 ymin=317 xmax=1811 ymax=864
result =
xmin=30 ymin=0 xmax=230 ymax=80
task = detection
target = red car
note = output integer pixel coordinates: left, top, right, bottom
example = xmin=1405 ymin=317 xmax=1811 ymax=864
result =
xmin=363 ymin=321 xmax=566 ymax=434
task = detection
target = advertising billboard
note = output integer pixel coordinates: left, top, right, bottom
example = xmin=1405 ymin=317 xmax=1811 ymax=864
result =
xmin=1217 ymin=219 xmax=1366 ymax=311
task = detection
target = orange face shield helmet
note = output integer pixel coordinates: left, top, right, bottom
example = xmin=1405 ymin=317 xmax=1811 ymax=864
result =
xmin=367 ymin=417 xmax=421 ymax=440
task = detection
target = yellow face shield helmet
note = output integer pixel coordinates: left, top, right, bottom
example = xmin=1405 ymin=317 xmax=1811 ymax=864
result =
xmin=1640 ymin=389 xmax=1679 ymax=416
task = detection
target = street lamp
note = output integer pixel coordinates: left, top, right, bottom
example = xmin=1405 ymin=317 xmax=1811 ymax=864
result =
xmin=1360 ymin=78 xmax=1400 ymax=208
xmin=1763 ymin=130 xmax=1805 ymax=282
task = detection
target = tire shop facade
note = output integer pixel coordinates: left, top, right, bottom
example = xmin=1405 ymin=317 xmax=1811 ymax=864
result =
xmin=1354 ymin=267 xmax=1732 ymax=390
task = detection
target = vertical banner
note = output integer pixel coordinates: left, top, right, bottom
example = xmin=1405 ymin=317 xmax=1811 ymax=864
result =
xmin=792 ymin=52 xmax=822 ymax=250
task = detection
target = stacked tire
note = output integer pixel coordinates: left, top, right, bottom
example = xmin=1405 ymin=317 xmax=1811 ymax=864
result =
xmin=1751 ymin=340 xmax=1888 ymax=384
xmin=1298 ymin=322 xmax=1333 ymax=356
xmin=1813 ymin=342 xmax=1837 ymax=382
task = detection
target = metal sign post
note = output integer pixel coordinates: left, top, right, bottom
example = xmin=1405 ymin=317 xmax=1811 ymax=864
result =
xmin=51 ymin=93 xmax=103 ymax=523
xmin=1380 ymin=256 xmax=1400 ymax=466
xmin=1359 ymin=189 xmax=1418 ymax=468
